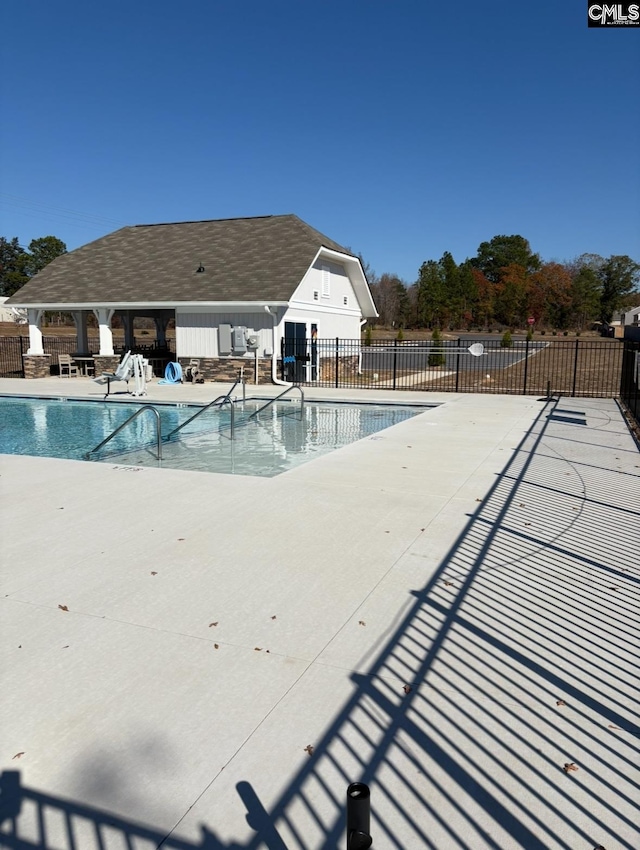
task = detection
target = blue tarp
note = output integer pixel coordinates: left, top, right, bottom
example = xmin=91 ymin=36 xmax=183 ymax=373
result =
xmin=158 ymin=362 xmax=183 ymax=384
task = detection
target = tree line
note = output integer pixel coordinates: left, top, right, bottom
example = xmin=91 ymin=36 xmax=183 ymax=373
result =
xmin=366 ymin=235 xmax=640 ymax=332
xmin=0 ymin=235 xmax=67 ymax=298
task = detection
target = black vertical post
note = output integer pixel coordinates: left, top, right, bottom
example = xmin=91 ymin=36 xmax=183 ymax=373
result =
xmin=280 ymin=337 xmax=285 ymax=382
xmin=20 ymin=335 xmax=26 ymax=378
xmin=522 ymin=336 xmax=530 ymax=395
xmin=335 ymin=337 xmax=340 ymax=388
xmin=392 ymin=338 xmax=397 ymax=391
xmin=571 ymin=338 xmax=579 ymax=397
xmin=347 ymin=783 xmax=372 ymax=849
xmin=455 ymin=337 xmax=461 ymax=392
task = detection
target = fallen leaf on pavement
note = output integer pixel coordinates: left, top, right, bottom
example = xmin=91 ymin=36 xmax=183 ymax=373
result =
xmin=271 ymin=615 xmax=277 ymax=620
xmin=150 ymin=571 xmax=158 ymax=575
xmin=403 ymin=685 xmax=412 ymax=694
xmin=12 ymin=752 xmax=24 ymax=760
xmin=562 ymin=762 xmax=578 ymax=773
xmin=556 ymin=700 xmax=566 ymax=707
xmin=214 ymin=644 xmax=219 ymax=649
xmin=58 ymin=605 xmax=69 ymax=612
xmin=209 ymin=622 xmax=218 ymax=627
xmin=304 ymin=745 xmax=314 ymax=756
xmin=608 ymin=725 xmax=620 ymax=729
xmin=358 ymin=620 xmax=366 ymax=626
xmin=254 ymin=647 xmax=262 ymax=651
xmin=444 ymin=581 xmax=454 ymax=586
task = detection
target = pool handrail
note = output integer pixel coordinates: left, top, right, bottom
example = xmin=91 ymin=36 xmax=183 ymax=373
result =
xmin=85 ymin=404 xmax=163 ymax=461
xmin=165 ymin=393 xmax=236 ymax=441
xmin=248 ymin=385 xmax=304 ymax=420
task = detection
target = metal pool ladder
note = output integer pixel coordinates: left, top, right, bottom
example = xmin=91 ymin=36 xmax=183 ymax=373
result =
xmin=164 ymin=377 xmax=244 ymax=441
xmin=165 ymin=392 xmax=240 ymax=442
xmin=248 ymin=385 xmax=304 ymax=420
xmin=86 ymin=404 xmax=163 ymax=461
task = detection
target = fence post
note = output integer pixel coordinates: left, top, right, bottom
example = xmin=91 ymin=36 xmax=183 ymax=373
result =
xmin=392 ymin=338 xmax=397 ymax=391
xmin=522 ymin=336 xmax=530 ymax=395
xmin=346 ymin=783 xmax=372 ymax=849
xmin=571 ymin=338 xmax=579 ymax=397
xmin=455 ymin=337 xmax=461 ymax=392
xmin=335 ymin=337 xmax=339 ymax=388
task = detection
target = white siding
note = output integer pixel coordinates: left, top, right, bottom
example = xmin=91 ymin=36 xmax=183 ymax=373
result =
xmin=294 ymin=260 xmax=357 ymax=311
xmin=175 ymin=310 xmax=272 ymax=357
xmin=282 ymin=307 xmax=361 ymax=340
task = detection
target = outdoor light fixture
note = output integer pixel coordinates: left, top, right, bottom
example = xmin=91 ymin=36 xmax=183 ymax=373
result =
xmin=196 ymin=263 xmax=205 ymax=273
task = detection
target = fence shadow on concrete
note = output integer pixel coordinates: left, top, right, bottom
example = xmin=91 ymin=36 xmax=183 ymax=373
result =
xmin=2 ymin=399 xmax=639 ymax=850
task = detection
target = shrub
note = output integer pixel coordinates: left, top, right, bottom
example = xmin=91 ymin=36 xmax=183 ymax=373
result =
xmin=552 ymin=330 xmax=557 ymax=336
xmin=526 ymin=328 xmax=533 ymax=342
xmin=500 ymin=330 xmax=513 ymax=348
xmin=540 ymin=330 xmax=546 ymax=335
xmin=429 ymin=328 xmax=445 ymax=367
xmin=563 ymin=330 xmax=568 ymax=336
xmin=396 ymin=327 xmax=404 ymax=341
xmin=364 ymin=326 xmax=372 ymax=346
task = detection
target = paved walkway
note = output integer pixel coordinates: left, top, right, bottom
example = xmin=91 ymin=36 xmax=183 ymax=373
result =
xmin=1 ymin=381 xmax=638 ymax=849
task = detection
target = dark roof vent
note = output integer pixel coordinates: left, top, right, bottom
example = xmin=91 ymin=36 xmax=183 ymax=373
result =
xmin=196 ymin=263 xmax=205 ymax=273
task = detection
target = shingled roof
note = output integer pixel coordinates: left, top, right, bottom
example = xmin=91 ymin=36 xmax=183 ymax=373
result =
xmin=7 ymin=215 xmax=354 ymax=306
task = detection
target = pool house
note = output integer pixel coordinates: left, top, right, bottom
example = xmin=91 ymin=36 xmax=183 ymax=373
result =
xmin=5 ymin=214 xmax=377 ymax=383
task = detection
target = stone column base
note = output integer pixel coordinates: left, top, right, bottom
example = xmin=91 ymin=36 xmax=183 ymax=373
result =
xmin=22 ymin=354 xmax=51 ymax=379
xmin=93 ymin=355 xmax=121 ymax=376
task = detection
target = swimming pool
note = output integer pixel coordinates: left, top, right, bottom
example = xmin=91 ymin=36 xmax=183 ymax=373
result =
xmin=0 ymin=396 xmax=431 ymax=476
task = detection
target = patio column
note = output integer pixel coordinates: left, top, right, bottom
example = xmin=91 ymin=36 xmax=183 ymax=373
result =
xmin=121 ymin=311 xmax=135 ymax=350
xmin=27 ymin=309 xmax=44 ymax=354
xmin=72 ymin=311 xmax=89 ymax=353
xmin=154 ymin=315 xmax=169 ymax=347
xmin=93 ymin=308 xmax=115 ymax=356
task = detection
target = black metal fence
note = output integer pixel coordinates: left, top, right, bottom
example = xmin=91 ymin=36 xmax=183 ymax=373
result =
xmin=0 ymin=335 xmax=175 ymax=378
xmin=620 ymin=338 xmax=639 ymax=427
xmin=283 ymin=337 xmax=625 ymax=399
xmin=0 ymin=336 xmax=27 ymax=377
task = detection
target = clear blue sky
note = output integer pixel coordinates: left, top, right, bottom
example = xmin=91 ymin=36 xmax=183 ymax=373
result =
xmin=1 ymin=0 xmax=638 ymax=283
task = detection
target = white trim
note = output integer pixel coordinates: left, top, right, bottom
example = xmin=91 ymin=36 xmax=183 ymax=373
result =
xmin=6 ymin=300 xmax=291 ymax=310
xmin=306 ymin=247 xmax=378 ymax=318
xmin=288 ymin=298 xmax=361 ymax=316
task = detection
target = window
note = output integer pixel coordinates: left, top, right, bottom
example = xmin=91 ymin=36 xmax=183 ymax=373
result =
xmin=313 ymin=290 xmax=319 ymax=301
xmin=343 ymin=296 xmax=349 ymax=306
xmin=321 ymin=265 xmax=330 ymax=298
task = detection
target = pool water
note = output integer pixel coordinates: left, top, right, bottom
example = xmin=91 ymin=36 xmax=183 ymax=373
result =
xmin=0 ymin=396 xmax=429 ymax=477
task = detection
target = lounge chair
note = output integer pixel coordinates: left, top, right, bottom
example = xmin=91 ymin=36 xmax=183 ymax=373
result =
xmin=93 ymin=351 xmax=134 ymax=398
xmin=58 ymin=353 xmax=79 ymax=378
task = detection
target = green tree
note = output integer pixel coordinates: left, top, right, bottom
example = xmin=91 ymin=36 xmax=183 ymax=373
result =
xmin=428 ymin=327 xmax=445 ymax=366
xmin=598 ymin=255 xmax=640 ymax=324
xmin=501 ymin=329 xmax=513 ymax=348
xmin=569 ymin=264 xmax=601 ymax=330
xmin=24 ymin=236 xmax=67 ymax=276
xmin=416 ymin=260 xmax=446 ymax=328
xmin=0 ymin=237 xmax=28 ymax=297
xmin=471 ymin=235 xmax=540 ymax=283
xmin=0 ymin=234 xmax=67 ymax=297
xmin=456 ymin=260 xmax=479 ymax=328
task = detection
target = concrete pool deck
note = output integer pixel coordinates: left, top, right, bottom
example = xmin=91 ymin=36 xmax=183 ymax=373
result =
xmin=1 ymin=378 xmax=638 ymax=849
